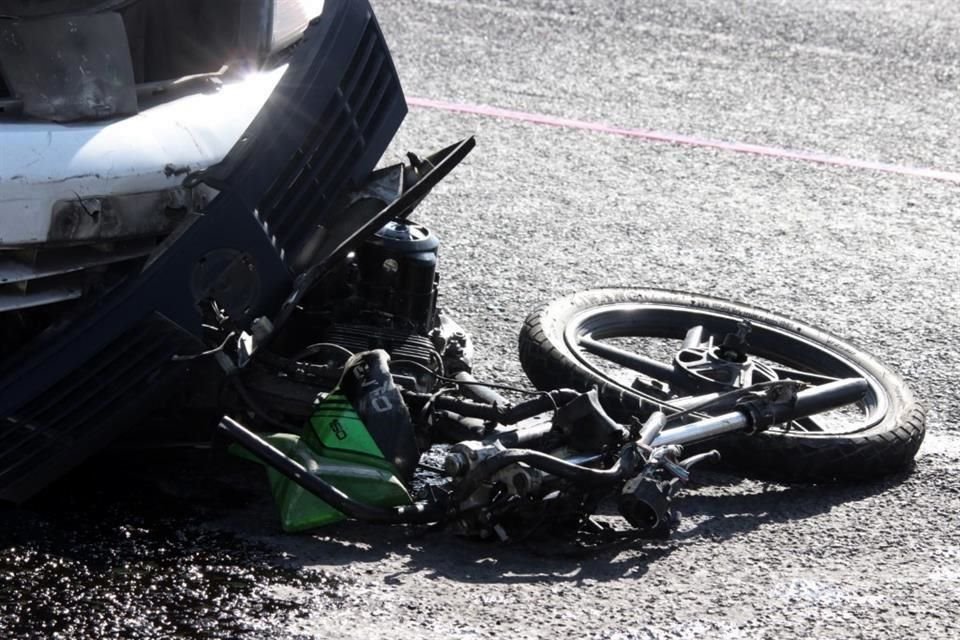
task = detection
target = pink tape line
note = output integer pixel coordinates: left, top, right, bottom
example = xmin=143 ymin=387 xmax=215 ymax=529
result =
xmin=407 ymin=96 xmax=960 ymax=183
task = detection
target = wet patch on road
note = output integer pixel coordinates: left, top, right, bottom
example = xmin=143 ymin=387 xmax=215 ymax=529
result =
xmin=0 ymin=451 xmax=352 ymax=639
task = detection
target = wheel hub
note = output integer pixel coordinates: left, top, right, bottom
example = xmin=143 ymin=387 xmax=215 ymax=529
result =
xmin=672 ymin=345 xmax=779 ymax=391
xmin=671 ymin=321 xmax=779 ymax=392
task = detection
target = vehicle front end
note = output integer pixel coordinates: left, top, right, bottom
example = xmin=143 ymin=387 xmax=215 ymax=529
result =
xmin=0 ymin=0 xmax=412 ymax=501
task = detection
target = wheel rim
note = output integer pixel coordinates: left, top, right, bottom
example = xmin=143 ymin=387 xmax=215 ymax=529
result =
xmin=561 ymin=302 xmax=889 ymax=435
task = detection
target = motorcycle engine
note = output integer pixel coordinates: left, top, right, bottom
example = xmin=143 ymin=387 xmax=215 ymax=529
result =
xmin=351 ymin=220 xmax=441 ymax=334
xmin=275 ymin=219 xmax=463 ymax=394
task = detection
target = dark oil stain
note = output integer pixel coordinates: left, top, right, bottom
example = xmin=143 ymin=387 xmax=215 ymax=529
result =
xmin=0 ymin=449 xmax=351 ymax=639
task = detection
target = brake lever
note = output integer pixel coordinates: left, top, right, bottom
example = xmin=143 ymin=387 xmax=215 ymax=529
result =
xmin=680 ymin=450 xmax=721 ymax=470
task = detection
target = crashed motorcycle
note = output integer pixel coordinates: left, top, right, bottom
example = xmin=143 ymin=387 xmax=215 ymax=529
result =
xmin=218 ymin=280 xmax=926 ymax=540
xmin=0 ymin=0 xmax=923 ymax=541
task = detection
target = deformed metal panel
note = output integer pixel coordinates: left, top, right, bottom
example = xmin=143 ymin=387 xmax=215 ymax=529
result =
xmin=203 ymin=0 xmax=407 ymax=269
xmin=47 ymin=190 xmax=190 ymax=243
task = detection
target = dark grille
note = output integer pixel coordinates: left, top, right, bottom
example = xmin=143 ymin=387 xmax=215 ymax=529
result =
xmin=257 ymin=18 xmax=403 ymax=264
xmin=0 ymin=314 xmax=198 ymax=500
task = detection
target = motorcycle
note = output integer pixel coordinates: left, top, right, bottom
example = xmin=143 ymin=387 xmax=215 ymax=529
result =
xmin=217 ymin=209 xmax=925 ymax=541
xmin=0 ymin=0 xmax=923 ymax=541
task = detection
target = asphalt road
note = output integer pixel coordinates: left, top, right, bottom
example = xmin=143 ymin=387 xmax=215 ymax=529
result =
xmin=2 ymin=1 xmax=959 ymax=638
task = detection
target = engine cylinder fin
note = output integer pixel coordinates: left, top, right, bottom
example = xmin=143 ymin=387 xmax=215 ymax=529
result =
xmin=324 ymin=323 xmax=436 ymax=369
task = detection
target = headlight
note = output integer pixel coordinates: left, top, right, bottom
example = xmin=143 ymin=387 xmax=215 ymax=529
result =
xmin=269 ymin=0 xmax=326 ymax=52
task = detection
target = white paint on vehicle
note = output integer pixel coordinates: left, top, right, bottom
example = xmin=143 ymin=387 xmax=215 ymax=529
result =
xmin=0 ymin=66 xmax=287 ymax=246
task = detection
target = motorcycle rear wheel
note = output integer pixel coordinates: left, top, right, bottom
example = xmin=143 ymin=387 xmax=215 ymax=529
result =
xmin=518 ymin=288 xmax=924 ymax=481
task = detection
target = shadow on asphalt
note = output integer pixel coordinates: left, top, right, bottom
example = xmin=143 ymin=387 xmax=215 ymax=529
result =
xmin=276 ymin=465 xmax=916 ymax=586
xmin=0 ymin=444 xmax=920 ymax=622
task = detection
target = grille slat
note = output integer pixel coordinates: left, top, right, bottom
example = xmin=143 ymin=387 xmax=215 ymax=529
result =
xmin=13 ymin=332 xmax=160 ymax=425
xmin=340 ymin=24 xmax=378 ymax=99
xmin=355 ymin=69 xmax=394 ymax=136
xmin=260 ymin=98 xmax=345 ymax=216
xmin=265 ymin=104 xmax=353 ymax=234
xmin=345 ymin=52 xmax=386 ymax=124
xmin=256 ymin=15 xmax=404 ymax=264
xmin=22 ymin=339 xmax=175 ymax=431
xmin=0 ymin=316 xmax=196 ymax=490
xmin=273 ymin=70 xmax=402 ymax=249
xmin=272 ymin=137 xmax=361 ymax=246
xmin=0 ymin=326 xmax=178 ymax=456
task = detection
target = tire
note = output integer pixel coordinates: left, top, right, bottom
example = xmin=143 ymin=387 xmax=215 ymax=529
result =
xmin=518 ymin=288 xmax=925 ymax=482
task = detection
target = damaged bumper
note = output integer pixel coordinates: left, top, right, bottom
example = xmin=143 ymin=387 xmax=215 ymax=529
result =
xmin=0 ymin=67 xmax=286 ymax=313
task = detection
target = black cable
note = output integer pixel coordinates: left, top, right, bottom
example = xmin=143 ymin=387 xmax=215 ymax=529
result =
xmin=171 ymin=331 xmax=236 ymax=361
xmin=391 ymin=359 xmax=554 ymax=397
xmin=425 ymin=389 xmax=579 ymax=425
xmin=292 ymin=342 xmax=356 ymax=362
xmin=417 ymin=385 xmax=458 ymax=425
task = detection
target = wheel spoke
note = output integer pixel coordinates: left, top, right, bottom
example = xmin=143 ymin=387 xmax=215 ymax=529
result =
xmin=770 ymin=366 xmax=841 ymax=385
xmin=577 ymin=334 xmax=682 ymax=386
xmin=778 ymin=417 xmax=826 ymax=433
xmin=736 ymin=363 xmax=755 ymax=389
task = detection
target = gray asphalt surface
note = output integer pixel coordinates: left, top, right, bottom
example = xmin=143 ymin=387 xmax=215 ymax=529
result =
xmin=2 ymin=1 xmax=959 ymax=638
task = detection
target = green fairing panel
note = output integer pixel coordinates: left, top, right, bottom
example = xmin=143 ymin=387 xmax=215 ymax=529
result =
xmin=232 ymin=393 xmax=412 ymax=532
xmin=306 ymin=393 xmax=389 ymax=463
xmin=262 ymin=433 xmax=411 ymax=532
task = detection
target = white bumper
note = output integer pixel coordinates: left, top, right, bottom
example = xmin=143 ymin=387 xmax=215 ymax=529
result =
xmin=0 ymin=66 xmax=286 ymax=246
